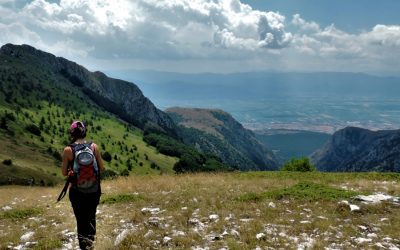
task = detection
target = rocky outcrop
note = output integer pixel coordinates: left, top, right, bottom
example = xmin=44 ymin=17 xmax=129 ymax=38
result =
xmin=166 ymin=107 xmax=279 ymax=170
xmin=311 ymin=127 xmax=400 ymax=172
xmin=0 ymin=43 xmax=176 ymax=134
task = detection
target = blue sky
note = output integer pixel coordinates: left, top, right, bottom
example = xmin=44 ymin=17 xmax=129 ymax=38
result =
xmin=0 ymin=0 xmax=399 ymax=76
xmin=242 ymin=0 xmax=400 ymax=33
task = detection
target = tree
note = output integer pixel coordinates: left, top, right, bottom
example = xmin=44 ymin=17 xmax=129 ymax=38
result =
xmin=25 ymin=124 xmax=41 ymax=136
xmin=2 ymin=159 xmax=12 ymax=165
xmin=101 ymin=151 xmax=112 ymax=162
xmin=120 ymin=169 xmax=130 ymax=176
xmin=0 ymin=116 xmax=7 ymax=130
xmin=280 ymin=157 xmax=316 ymax=172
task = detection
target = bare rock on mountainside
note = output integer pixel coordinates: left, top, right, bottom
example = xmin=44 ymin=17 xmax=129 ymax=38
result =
xmin=0 ymin=43 xmax=176 ymax=134
xmin=166 ymin=107 xmax=279 ymax=170
xmin=311 ymin=127 xmax=400 ymax=172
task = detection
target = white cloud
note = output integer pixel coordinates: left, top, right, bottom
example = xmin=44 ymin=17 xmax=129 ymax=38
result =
xmin=1 ymin=0 xmax=293 ymax=56
xmin=0 ymin=22 xmax=42 ymax=45
xmin=47 ymin=39 xmax=95 ymax=58
xmin=292 ymin=14 xmax=319 ymax=32
xmin=0 ymin=1 xmax=399 ymax=75
xmin=258 ymin=13 xmax=292 ymax=49
xmin=290 ymin=15 xmax=400 ymax=71
xmin=363 ymin=25 xmax=400 ymax=47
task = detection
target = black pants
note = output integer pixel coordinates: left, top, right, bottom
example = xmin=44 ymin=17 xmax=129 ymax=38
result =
xmin=69 ymin=188 xmax=100 ymax=250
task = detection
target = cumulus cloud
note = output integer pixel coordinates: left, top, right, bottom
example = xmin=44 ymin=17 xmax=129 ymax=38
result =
xmin=258 ymin=13 xmax=292 ymax=49
xmin=288 ymin=15 xmax=400 ymax=74
xmin=0 ymin=22 xmax=42 ymax=45
xmin=363 ymin=25 xmax=400 ymax=47
xmin=292 ymin=14 xmax=320 ymax=32
xmin=291 ymin=15 xmax=400 ymax=61
xmin=0 ymin=0 xmax=293 ymax=57
xmin=0 ymin=1 xmax=399 ymax=74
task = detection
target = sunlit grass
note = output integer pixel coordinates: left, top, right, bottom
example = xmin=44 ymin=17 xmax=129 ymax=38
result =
xmin=0 ymin=172 xmax=399 ymax=249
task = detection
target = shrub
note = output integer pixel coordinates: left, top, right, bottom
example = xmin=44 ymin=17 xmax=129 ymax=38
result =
xmin=0 ymin=116 xmax=7 ymax=130
xmin=127 ymin=160 xmax=133 ymax=171
xmin=150 ymin=162 xmax=160 ymax=170
xmin=100 ymin=169 xmax=118 ymax=179
xmin=101 ymin=193 xmax=143 ymax=204
xmin=281 ymin=157 xmax=316 ymax=172
xmin=101 ymin=151 xmax=112 ymax=162
xmin=52 ymin=150 xmax=62 ymax=161
xmin=25 ymin=124 xmax=41 ymax=136
xmin=120 ymin=169 xmax=130 ymax=176
xmin=4 ymin=112 xmax=16 ymax=121
xmin=2 ymin=159 xmax=12 ymax=165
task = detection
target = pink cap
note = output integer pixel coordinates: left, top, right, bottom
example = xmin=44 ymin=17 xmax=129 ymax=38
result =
xmin=70 ymin=121 xmax=85 ymax=130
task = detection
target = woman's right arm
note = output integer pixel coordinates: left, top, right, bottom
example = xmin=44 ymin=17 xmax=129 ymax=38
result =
xmin=61 ymin=147 xmax=73 ymax=176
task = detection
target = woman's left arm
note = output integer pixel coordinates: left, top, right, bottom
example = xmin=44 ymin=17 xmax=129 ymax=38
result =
xmin=93 ymin=143 xmax=105 ymax=171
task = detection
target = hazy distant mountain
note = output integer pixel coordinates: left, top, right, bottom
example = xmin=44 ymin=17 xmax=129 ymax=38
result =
xmin=311 ymin=127 xmax=400 ymax=172
xmin=166 ymin=107 xmax=279 ymax=170
xmin=111 ymin=70 xmax=400 ymax=101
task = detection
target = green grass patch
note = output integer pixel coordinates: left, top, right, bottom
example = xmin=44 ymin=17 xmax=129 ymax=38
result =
xmin=0 ymin=207 xmax=43 ymax=220
xmin=235 ymin=192 xmax=263 ymax=202
xmin=0 ymin=162 xmax=60 ymax=186
xmin=237 ymin=182 xmax=362 ymax=202
xmin=101 ymin=193 xmax=144 ymax=204
xmin=237 ymin=171 xmax=400 ymax=183
xmin=33 ymin=239 xmax=63 ymax=250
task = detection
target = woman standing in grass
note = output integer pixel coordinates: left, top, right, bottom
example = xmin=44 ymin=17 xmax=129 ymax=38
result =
xmin=61 ymin=120 xmax=105 ymax=250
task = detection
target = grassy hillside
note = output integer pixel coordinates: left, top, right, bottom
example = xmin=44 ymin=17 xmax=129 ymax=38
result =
xmin=0 ymin=172 xmax=399 ymax=249
xmin=0 ymin=51 xmax=177 ymax=186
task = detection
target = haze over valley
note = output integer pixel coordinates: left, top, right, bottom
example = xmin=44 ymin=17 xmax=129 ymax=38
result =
xmin=114 ymin=70 xmax=400 ymax=135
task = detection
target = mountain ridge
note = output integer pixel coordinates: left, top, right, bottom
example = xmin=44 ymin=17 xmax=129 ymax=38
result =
xmin=166 ymin=107 xmax=279 ymax=170
xmin=0 ymin=43 xmax=176 ymax=135
xmin=0 ymin=44 xmax=182 ymax=185
xmin=111 ymin=69 xmax=400 ymax=101
xmin=311 ymin=126 xmax=400 ymax=172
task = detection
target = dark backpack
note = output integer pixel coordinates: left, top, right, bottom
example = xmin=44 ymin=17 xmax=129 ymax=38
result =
xmin=70 ymin=142 xmax=99 ymax=193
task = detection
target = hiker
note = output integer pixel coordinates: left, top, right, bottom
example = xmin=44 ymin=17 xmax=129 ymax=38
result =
xmin=61 ymin=120 xmax=105 ymax=250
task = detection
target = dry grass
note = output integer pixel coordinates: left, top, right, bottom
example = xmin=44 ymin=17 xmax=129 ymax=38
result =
xmin=0 ymin=172 xmax=399 ymax=249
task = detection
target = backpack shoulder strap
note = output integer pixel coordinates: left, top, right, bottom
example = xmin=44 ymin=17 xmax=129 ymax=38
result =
xmin=69 ymin=143 xmax=77 ymax=153
xmin=85 ymin=141 xmax=93 ymax=149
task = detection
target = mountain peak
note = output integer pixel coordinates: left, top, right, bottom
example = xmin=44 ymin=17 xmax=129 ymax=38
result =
xmin=1 ymin=43 xmax=54 ymax=60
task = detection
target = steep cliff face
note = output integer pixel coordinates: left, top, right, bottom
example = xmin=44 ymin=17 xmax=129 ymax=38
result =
xmin=0 ymin=44 xmax=176 ymax=134
xmin=311 ymin=127 xmax=400 ymax=172
xmin=166 ymin=107 xmax=279 ymax=170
